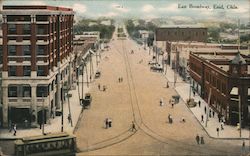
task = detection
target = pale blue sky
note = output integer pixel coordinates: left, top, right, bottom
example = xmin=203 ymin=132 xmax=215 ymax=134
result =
xmin=3 ymin=0 xmax=249 ymax=23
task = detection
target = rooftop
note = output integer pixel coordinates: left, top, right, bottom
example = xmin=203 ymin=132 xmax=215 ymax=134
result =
xmin=158 ymin=25 xmax=206 ymax=29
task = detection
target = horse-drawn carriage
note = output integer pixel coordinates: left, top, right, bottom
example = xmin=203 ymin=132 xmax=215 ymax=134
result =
xmin=81 ymin=93 xmax=92 ymax=109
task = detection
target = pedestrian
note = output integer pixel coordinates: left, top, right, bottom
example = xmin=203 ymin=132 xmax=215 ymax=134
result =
xmin=209 ymin=110 xmax=211 ymax=118
xmin=200 ymin=136 xmax=205 ymax=144
xmin=212 ymin=111 xmax=215 ymax=118
xmin=204 ymin=106 xmax=207 ymax=114
xmin=181 ymin=117 xmax=186 ymax=123
xmin=98 ymin=84 xmax=101 ymax=90
xmin=105 ymin=118 xmax=109 ymax=129
xmin=68 ymin=114 xmax=71 ymax=124
xmin=160 ymin=98 xmax=163 ymax=106
xmin=166 ymin=82 xmax=169 ymax=88
xmin=103 ymin=85 xmax=106 ymax=92
xmin=242 ymin=140 xmax=245 ymax=153
xmin=201 ymin=115 xmax=204 ymax=123
xmin=108 ymin=118 xmax=112 ymax=128
xmin=13 ymin=124 xmax=17 ymax=136
xmin=171 ymin=102 xmax=174 ymax=108
xmin=193 ymin=91 xmax=195 ymax=96
xmin=216 ymin=127 xmax=219 ymax=137
xmin=118 ymin=77 xmax=120 ymax=83
xmin=198 ymin=100 xmax=201 ymax=107
xmin=131 ymin=121 xmax=136 ymax=132
xmin=221 ymin=122 xmax=224 ymax=130
xmin=195 ymin=134 xmax=200 ymax=144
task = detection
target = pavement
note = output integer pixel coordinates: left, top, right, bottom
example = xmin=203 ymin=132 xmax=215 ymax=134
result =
xmin=0 ymin=53 xmax=100 ymax=140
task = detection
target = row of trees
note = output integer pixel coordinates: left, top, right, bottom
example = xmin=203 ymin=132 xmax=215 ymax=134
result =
xmin=126 ymin=19 xmax=156 ymax=46
xmin=73 ymin=18 xmax=115 ymax=40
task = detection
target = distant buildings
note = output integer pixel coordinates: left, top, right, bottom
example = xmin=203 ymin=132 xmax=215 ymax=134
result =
xmin=189 ymin=51 xmax=250 ymax=126
xmin=1 ymin=5 xmax=74 ymax=127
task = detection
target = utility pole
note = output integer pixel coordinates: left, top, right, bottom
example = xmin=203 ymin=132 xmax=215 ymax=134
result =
xmin=239 ymin=95 xmax=241 ymax=138
xmin=61 ymin=82 xmax=64 ymax=132
xmin=205 ymin=88 xmax=212 ymax=127
xmin=42 ymin=94 xmax=45 ymax=135
xmin=82 ymin=62 xmax=84 ymax=101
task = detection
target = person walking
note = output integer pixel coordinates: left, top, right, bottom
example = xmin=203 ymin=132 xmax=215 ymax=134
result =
xmin=204 ymin=106 xmax=207 ymax=114
xmin=195 ymin=134 xmax=200 ymax=144
xmin=105 ymin=118 xmax=109 ymax=129
xmin=160 ymin=98 xmax=163 ymax=106
xmin=201 ymin=115 xmax=204 ymax=123
xmin=166 ymin=82 xmax=169 ymax=88
xmin=67 ymin=114 xmax=71 ymax=124
xmin=13 ymin=124 xmax=17 ymax=136
xmin=98 ymin=84 xmax=101 ymax=90
xmin=103 ymin=85 xmax=106 ymax=92
xmin=200 ymin=136 xmax=205 ymax=144
xmin=131 ymin=121 xmax=136 ymax=132
xmin=212 ymin=111 xmax=215 ymax=118
xmin=221 ymin=122 xmax=224 ymax=130
xmin=216 ymin=127 xmax=219 ymax=137
xmin=198 ymin=100 xmax=201 ymax=107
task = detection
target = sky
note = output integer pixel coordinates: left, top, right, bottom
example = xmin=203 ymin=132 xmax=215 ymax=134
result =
xmin=2 ymin=0 xmax=250 ymax=23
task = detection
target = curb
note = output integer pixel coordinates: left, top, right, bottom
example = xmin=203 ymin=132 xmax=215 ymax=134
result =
xmin=161 ymin=71 xmax=250 ymax=141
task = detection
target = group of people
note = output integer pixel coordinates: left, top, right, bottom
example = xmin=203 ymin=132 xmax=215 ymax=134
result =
xmin=195 ymin=134 xmax=205 ymax=144
xmin=105 ymin=118 xmax=112 ymax=129
xmin=118 ymin=77 xmax=123 ymax=83
xmin=98 ymin=84 xmax=107 ymax=92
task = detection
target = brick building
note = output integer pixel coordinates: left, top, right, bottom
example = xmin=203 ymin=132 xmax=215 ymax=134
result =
xmin=189 ymin=52 xmax=250 ymax=126
xmin=1 ymin=5 xmax=74 ymax=127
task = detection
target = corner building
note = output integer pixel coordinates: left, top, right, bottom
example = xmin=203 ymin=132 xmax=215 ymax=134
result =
xmin=1 ymin=5 xmax=74 ymax=127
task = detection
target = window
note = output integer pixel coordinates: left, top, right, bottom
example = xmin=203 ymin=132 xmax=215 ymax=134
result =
xmin=23 ymin=85 xmax=31 ymax=97
xmin=37 ymin=85 xmax=48 ymax=97
xmin=8 ymin=66 xmax=16 ymax=76
xmin=37 ymin=66 xmax=46 ymax=76
xmin=8 ymin=24 xmax=16 ymax=34
xmin=8 ymin=85 xmax=17 ymax=97
xmin=37 ymin=25 xmax=46 ymax=34
xmin=0 ymin=46 xmax=2 ymax=64
xmin=23 ymin=45 xmax=30 ymax=55
xmin=23 ymin=24 xmax=30 ymax=34
xmin=8 ymin=46 xmax=16 ymax=56
xmin=36 ymin=45 xmax=45 ymax=55
xmin=23 ymin=66 xmax=31 ymax=76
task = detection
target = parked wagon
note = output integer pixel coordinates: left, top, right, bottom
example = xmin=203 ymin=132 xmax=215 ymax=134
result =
xmin=82 ymin=93 xmax=92 ymax=109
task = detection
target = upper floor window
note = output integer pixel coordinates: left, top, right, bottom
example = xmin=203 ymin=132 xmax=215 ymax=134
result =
xmin=8 ymin=66 xmax=16 ymax=76
xmin=37 ymin=45 xmax=45 ymax=55
xmin=8 ymin=46 xmax=16 ymax=56
xmin=37 ymin=66 xmax=46 ymax=76
xmin=37 ymin=25 xmax=46 ymax=35
xmin=23 ymin=45 xmax=31 ymax=56
xmin=23 ymin=66 xmax=31 ymax=76
xmin=23 ymin=24 xmax=31 ymax=34
xmin=23 ymin=85 xmax=31 ymax=97
xmin=8 ymin=24 xmax=16 ymax=34
xmin=8 ymin=85 xmax=17 ymax=97
xmin=37 ymin=85 xmax=48 ymax=97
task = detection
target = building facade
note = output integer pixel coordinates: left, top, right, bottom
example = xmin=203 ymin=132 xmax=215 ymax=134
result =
xmin=1 ymin=5 xmax=74 ymax=127
xmin=189 ymin=52 xmax=250 ymax=126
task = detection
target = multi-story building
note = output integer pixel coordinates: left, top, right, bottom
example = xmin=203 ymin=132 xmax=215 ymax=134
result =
xmin=189 ymin=51 xmax=250 ymax=126
xmin=1 ymin=5 xmax=74 ymax=127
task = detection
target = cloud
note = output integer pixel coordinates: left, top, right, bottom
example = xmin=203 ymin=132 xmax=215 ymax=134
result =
xmin=159 ymin=3 xmax=180 ymax=12
xmin=141 ymin=4 xmax=155 ymax=13
xmin=111 ymin=3 xmax=130 ymax=13
xmin=72 ymin=3 xmax=87 ymax=14
xmin=29 ymin=1 xmax=46 ymax=5
xmin=170 ymin=16 xmax=192 ymax=21
xmin=98 ymin=12 xmax=118 ymax=17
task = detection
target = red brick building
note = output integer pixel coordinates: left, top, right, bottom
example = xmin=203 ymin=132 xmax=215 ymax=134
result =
xmin=189 ymin=52 xmax=250 ymax=126
xmin=1 ymin=5 xmax=74 ymax=127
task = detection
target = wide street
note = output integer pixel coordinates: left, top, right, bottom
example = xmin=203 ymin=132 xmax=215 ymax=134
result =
xmin=75 ymin=28 xmax=246 ymax=155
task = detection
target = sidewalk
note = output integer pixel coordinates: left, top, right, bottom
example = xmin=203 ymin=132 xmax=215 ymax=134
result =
xmin=164 ymin=63 xmax=249 ymax=139
xmin=0 ymin=55 xmax=99 ymax=140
